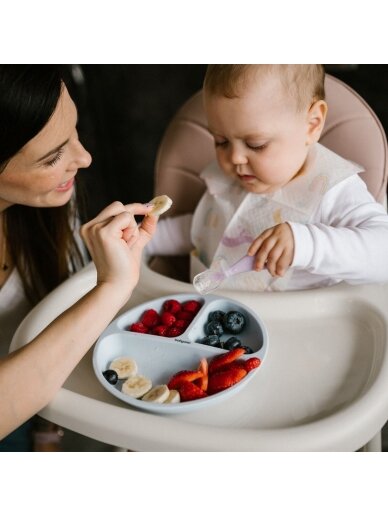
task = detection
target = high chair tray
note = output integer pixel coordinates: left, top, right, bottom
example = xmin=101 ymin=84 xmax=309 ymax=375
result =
xmin=9 ymin=262 xmax=388 ymax=451
xmin=93 ymin=294 xmax=268 ymax=414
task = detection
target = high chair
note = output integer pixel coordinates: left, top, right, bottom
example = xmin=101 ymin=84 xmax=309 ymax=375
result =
xmin=138 ymin=74 xmax=388 ymax=451
xmin=9 ymin=74 xmax=388 ymax=451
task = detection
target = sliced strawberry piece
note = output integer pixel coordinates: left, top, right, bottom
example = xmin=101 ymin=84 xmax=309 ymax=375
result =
xmin=208 ymin=367 xmax=247 ymax=395
xmin=128 ymin=322 xmax=148 ymax=333
xmin=178 ymin=381 xmax=207 ymax=401
xmin=141 ymin=309 xmax=160 ymax=328
xmin=182 ymin=300 xmax=202 ymax=314
xmin=168 ymin=370 xmax=203 ymax=390
xmin=208 ymin=347 xmax=246 ymax=374
xmin=161 ymin=311 xmax=176 ymax=327
xmin=162 ymin=299 xmax=181 ymax=314
xmin=244 ymin=357 xmax=261 ymax=372
xmin=195 ymin=358 xmax=209 ymax=391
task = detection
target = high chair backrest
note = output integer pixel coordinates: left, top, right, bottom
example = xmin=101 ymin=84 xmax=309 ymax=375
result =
xmin=154 ymin=74 xmax=388 ymax=216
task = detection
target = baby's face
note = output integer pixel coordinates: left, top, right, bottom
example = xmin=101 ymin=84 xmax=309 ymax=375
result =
xmin=204 ymin=74 xmax=317 ymax=194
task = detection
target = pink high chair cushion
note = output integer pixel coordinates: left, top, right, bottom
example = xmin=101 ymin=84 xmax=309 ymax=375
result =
xmin=154 ymin=74 xmax=388 ymax=215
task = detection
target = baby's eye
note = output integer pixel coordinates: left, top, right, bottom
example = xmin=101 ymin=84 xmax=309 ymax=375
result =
xmin=214 ymin=140 xmax=228 ymax=148
xmin=246 ymin=143 xmax=267 ymax=151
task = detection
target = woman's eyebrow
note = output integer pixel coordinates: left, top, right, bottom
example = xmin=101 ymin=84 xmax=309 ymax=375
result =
xmin=35 ymin=139 xmax=69 ymax=163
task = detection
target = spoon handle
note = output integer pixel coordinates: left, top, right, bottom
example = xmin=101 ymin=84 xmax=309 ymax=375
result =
xmin=226 ymin=255 xmax=256 ymax=277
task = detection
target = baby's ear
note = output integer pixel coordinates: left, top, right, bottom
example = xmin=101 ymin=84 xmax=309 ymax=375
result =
xmin=306 ymin=100 xmax=328 ymax=144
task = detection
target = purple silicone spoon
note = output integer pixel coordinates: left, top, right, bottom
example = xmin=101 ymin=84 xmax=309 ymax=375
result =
xmin=193 ymin=255 xmax=255 ymax=294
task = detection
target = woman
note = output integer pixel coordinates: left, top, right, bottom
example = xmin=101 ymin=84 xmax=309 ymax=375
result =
xmin=0 ymin=65 xmax=157 ymax=447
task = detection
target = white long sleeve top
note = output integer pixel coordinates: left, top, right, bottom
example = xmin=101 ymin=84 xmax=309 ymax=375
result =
xmin=147 ymin=147 xmax=388 ymax=290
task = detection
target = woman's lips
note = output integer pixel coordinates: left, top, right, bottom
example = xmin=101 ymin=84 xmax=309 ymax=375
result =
xmin=55 ymin=177 xmax=75 ymax=192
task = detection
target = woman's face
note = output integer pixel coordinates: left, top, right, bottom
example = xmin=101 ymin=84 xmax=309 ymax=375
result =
xmin=0 ymin=86 xmax=92 ymax=211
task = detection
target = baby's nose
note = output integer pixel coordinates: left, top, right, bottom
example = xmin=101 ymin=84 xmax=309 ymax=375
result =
xmin=230 ymin=145 xmax=248 ymax=165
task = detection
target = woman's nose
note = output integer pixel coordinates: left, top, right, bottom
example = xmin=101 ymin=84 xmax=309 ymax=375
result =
xmin=74 ymin=141 xmax=92 ymax=169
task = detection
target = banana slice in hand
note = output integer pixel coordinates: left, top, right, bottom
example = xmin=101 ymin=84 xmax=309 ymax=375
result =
xmin=141 ymin=384 xmax=170 ymax=403
xmin=109 ymin=357 xmax=138 ymax=380
xmin=164 ymin=389 xmax=180 ymax=404
xmin=122 ymin=375 xmax=153 ymax=398
xmin=147 ymin=195 xmax=173 ymax=216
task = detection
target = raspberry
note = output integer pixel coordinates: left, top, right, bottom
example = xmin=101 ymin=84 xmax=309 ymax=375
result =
xmin=162 ymin=299 xmax=181 ymax=314
xmin=150 ymin=325 xmax=169 ymax=336
xmin=128 ymin=322 xmax=148 ymax=333
xmin=176 ymin=310 xmax=194 ymax=321
xmin=166 ymin=326 xmax=183 ymax=337
xmin=161 ymin=311 xmax=176 ymax=327
xmin=182 ymin=300 xmax=202 ymax=313
xmin=175 ymin=319 xmax=188 ymax=330
xmin=141 ymin=309 xmax=160 ymax=328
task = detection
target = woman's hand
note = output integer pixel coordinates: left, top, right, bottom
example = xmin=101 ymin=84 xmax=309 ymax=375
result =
xmin=80 ymin=201 xmax=157 ymax=300
xmin=247 ymin=223 xmax=295 ymax=277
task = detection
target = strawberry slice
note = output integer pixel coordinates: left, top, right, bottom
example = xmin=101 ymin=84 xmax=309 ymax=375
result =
xmin=208 ymin=347 xmax=246 ymax=374
xmin=195 ymin=358 xmax=209 ymax=391
xmin=208 ymin=367 xmax=247 ymax=395
xmin=167 ymin=370 xmax=203 ymax=390
xmin=244 ymin=357 xmax=261 ymax=372
xmin=178 ymin=381 xmax=207 ymax=401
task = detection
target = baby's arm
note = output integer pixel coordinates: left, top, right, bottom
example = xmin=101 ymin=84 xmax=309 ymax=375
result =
xmin=289 ymin=175 xmax=388 ymax=284
xmin=146 ymin=213 xmax=193 ymax=256
xmin=247 ymin=223 xmax=295 ymax=277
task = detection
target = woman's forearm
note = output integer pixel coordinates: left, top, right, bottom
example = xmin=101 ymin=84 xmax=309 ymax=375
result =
xmin=0 ymin=282 xmax=128 ymax=439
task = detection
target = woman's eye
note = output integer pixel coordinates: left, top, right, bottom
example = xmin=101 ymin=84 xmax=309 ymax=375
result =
xmin=44 ymin=148 xmax=64 ymax=167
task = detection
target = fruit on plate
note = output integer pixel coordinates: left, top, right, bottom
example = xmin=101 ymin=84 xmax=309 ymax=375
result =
xmin=122 ymin=375 xmax=153 ymax=398
xmin=102 ymin=369 xmax=119 ymax=385
xmin=207 ymin=366 xmax=247 ymax=395
xmin=109 ymin=357 xmax=138 ymax=379
xmin=141 ymin=384 xmax=170 ymax=403
xmin=167 ymin=369 xmax=204 ymax=390
xmin=178 ymin=381 xmax=208 ymax=401
xmin=127 ymin=298 xmax=203 ymax=336
xmin=147 ymin=195 xmax=173 ymax=216
xmin=164 ymin=389 xmax=181 ymax=404
xmin=208 ymin=347 xmax=246 ymax=374
xmin=223 ymin=311 xmax=246 ymax=334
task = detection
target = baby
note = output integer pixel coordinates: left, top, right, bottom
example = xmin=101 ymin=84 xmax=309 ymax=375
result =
xmin=147 ymin=65 xmax=388 ymax=291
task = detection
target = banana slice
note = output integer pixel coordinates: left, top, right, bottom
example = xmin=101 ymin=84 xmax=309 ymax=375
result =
xmin=122 ymin=375 xmax=152 ymax=398
xmin=164 ymin=389 xmax=180 ymax=404
xmin=141 ymin=384 xmax=170 ymax=403
xmin=109 ymin=357 xmax=138 ymax=380
xmin=148 ymin=195 xmax=173 ymax=216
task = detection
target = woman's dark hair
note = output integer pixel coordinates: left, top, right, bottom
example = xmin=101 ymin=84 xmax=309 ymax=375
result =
xmin=0 ymin=65 xmax=86 ymax=304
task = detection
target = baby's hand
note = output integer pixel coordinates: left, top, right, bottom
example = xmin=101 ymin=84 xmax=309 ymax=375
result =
xmin=247 ymin=223 xmax=294 ymax=277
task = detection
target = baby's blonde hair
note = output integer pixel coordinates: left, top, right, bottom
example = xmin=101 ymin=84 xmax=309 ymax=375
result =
xmin=204 ymin=64 xmax=325 ymax=111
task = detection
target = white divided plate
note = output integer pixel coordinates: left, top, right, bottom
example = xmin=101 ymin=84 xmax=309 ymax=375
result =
xmin=93 ymin=293 xmax=268 ymax=413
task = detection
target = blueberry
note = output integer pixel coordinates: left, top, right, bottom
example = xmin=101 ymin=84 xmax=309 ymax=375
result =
xmin=207 ymin=310 xmax=226 ymax=323
xmin=205 ymin=320 xmax=224 ymax=336
xmin=223 ymin=311 xmax=246 ymax=334
xmin=102 ymin=369 xmax=118 ymax=385
xmin=200 ymin=335 xmax=221 ymax=347
xmin=224 ymin=337 xmax=242 ymax=350
xmin=241 ymin=345 xmax=254 ymax=354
